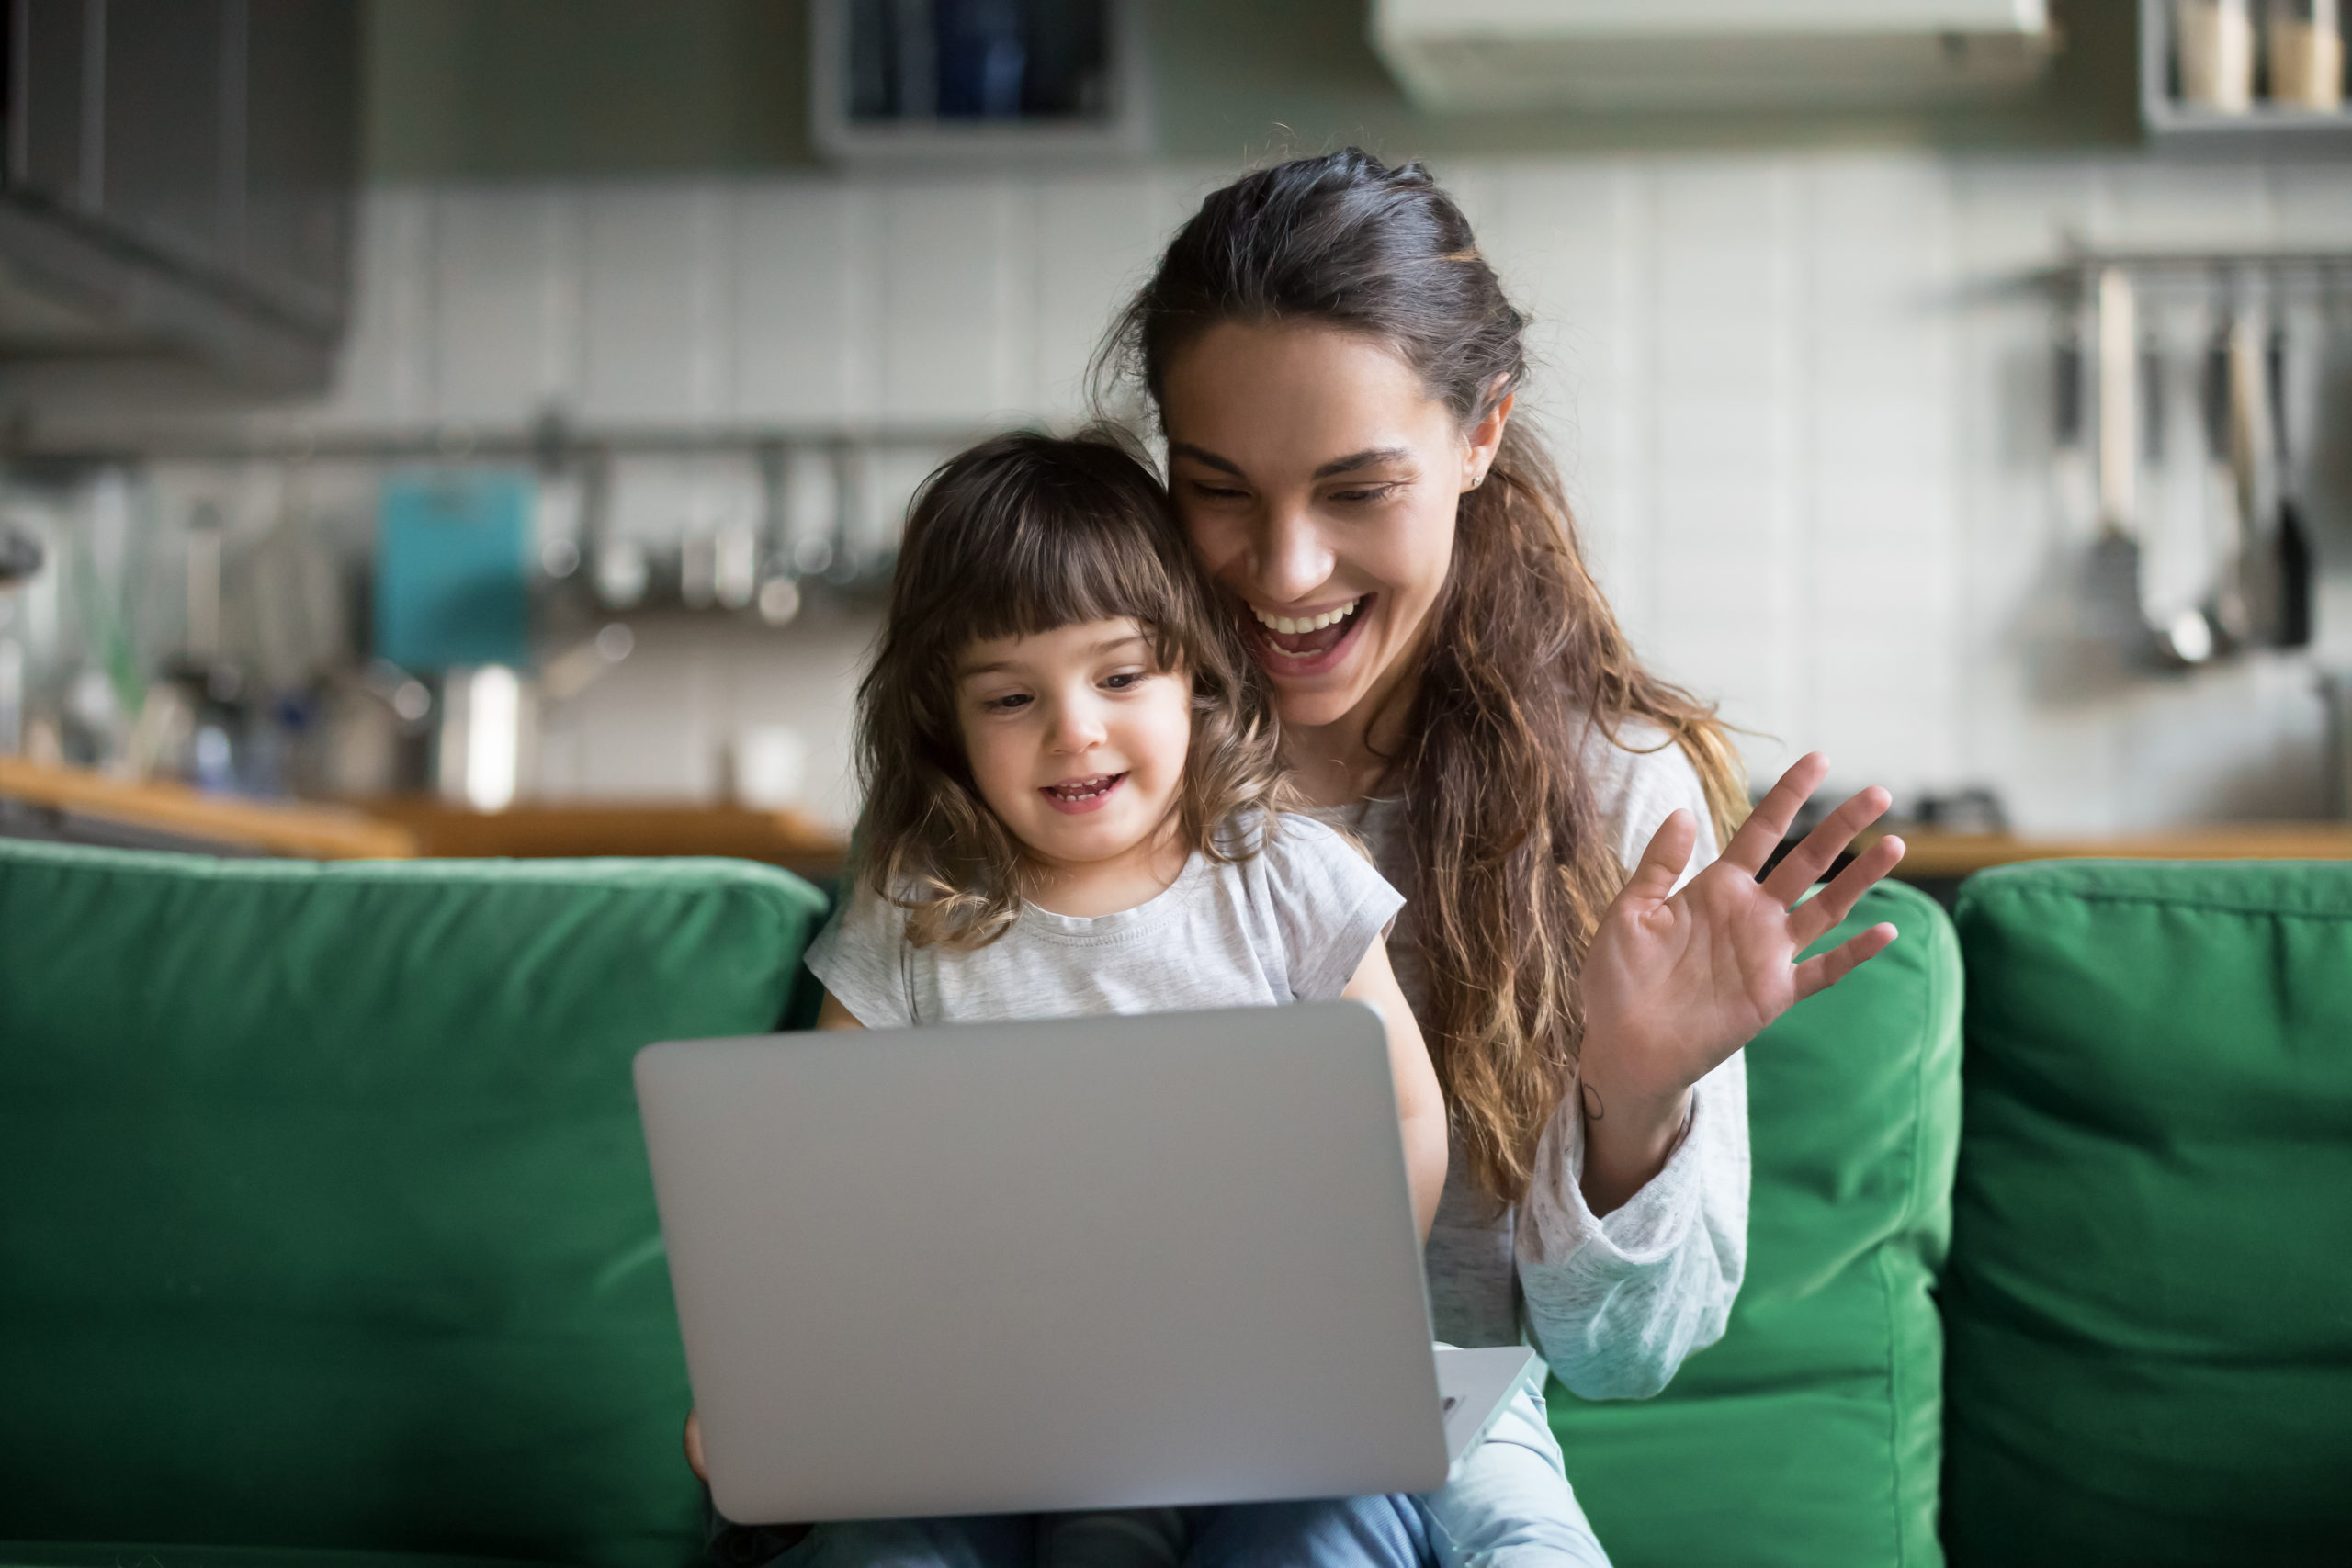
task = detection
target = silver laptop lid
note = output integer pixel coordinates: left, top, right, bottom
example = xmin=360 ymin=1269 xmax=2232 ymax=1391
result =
xmin=636 ymin=1001 xmax=1450 ymax=1524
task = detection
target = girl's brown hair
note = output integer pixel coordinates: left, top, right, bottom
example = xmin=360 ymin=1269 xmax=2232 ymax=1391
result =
xmin=855 ymin=428 xmax=1289 ymax=950
xmin=1099 ymin=149 xmax=1747 ymax=1207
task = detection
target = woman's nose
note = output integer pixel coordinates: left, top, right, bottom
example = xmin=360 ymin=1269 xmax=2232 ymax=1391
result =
xmin=1252 ymin=503 xmax=1336 ymax=604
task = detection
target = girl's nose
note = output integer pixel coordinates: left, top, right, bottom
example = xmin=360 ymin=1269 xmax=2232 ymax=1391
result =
xmin=1046 ymin=698 xmax=1107 ymax=753
xmin=1252 ymin=502 xmax=1336 ymax=604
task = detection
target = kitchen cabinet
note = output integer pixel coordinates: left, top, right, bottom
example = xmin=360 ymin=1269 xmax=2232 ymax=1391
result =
xmin=0 ymin=0 xmax=359 ymax=390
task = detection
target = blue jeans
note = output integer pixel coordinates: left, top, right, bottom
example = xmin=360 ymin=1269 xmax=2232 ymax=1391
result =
xmin=1415 ymin=1371 xmax=1611 ymax=1568
xmin=769 ymin=1496 xmax=1430 ymax=1568
xmin=741 ymin=1370 xmax=1609 ymax=1567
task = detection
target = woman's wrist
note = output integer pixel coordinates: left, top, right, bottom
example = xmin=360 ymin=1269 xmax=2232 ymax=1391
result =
xmin=1573 ymin=1038 xmax=1694 ymax=1217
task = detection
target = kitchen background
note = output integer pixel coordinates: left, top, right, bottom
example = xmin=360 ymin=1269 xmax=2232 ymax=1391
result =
xmin=4 ymin=0 xmax=2350 ymax=852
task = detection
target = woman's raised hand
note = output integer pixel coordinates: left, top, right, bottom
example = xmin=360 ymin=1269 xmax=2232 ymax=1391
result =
xmin=1578 ymin=753 xmax=1904 ymax=1137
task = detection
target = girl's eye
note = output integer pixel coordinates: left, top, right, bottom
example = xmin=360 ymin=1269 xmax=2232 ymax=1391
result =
xmin=1102 ymin=671 xmax=1144 ymax=691
xmin=982 ymin=693 xmax=1031 ymax=713
xmin=1189 ymin=481 xmax=1250 ymax=502
xmin=1330 ymin=483 xmax=1398 ymax=504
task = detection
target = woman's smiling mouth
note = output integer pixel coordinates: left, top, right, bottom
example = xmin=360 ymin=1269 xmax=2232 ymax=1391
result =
xmin=1040 ymin=772 xmax=1127 ymax=814
xmin=1250 ymin=594 xmax=1370 ymax=662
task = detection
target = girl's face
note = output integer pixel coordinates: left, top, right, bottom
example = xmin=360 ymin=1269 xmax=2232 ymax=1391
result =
xmin=1161 ymin=321 xmax=1508 ymax=733
xmin=956 ymin=617 xmax=1193 ymax=876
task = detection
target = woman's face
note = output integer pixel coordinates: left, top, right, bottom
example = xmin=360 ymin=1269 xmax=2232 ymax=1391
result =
xmin=1161 ymin=321 xmax=1507 ymax=732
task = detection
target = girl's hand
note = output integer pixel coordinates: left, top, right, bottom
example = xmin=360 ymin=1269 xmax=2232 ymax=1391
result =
xmin=1575 ymin=753 xmax=1904 ymax=1213
xmin=684 ymin=1407 xmax=708 ymax=1482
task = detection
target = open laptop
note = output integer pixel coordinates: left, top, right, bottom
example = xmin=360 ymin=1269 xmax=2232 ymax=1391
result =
xmin=635 ymin=1000 xmax=1537 ymax=1526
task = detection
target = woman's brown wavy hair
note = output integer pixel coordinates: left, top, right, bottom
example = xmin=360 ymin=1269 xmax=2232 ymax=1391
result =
xmin=1098 ymin=149 xmax=1747 ymax=1207
xmin=855 ymin=428 xmax=1291 ymax=950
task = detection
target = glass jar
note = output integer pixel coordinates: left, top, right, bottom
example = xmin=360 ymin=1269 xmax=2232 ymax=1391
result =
xmin=2177 ymin=0 xmax=2256 ymax=110
xmin=2266 ymin=0 xmax=2345 ymax=108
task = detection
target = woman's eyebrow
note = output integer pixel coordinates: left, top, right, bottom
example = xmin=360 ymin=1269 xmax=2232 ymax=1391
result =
xmin=1313 ymin=446 xmax=1411 ymax=479
xmin=1170 ymin=442 xmax=1411 ymax=479
xmin=1169 ymin=442 xmax=1243 ymax=476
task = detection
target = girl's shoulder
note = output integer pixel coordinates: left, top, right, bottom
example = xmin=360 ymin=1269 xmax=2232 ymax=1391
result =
xmin=1214 ymin=805 xmax=1361 ymax=867
xmin=1210 ymin=807 xmax=1402 ymax=1003
xmin=1222 ymin=807 xmax=1397 ymax=915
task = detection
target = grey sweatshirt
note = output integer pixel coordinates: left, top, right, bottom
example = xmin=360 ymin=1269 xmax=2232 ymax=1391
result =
xmin=1316 ymin=722 xmax=1749 ymax=1401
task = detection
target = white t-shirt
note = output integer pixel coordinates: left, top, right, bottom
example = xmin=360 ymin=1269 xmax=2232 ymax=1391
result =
xmin=804 ymin=813 xmax=1403 ymax=1029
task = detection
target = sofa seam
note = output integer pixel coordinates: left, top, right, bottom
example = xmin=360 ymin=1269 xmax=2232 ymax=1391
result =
xmin=1960 ymin=887 xmax=2352 ymax=925
xmin=2 ymin=854 xmax=826 ymax=915
xmin=1886 ymin=884 xmax=1943 ymax=1568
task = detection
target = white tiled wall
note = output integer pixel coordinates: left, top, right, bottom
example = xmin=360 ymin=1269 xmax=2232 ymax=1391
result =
xmin=312 ymin=152 xmax=2352 ymax=833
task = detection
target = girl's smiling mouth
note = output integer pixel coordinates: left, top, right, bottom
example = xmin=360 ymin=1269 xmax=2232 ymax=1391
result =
xmin=1041 ymin=772 xmax=1127 ymax=814
xmin=1250 ymin=594 xmax=1372 ymax=668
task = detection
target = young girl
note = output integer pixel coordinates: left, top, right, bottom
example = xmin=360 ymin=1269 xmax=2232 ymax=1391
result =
xmin=742 ymin=428 xmax=1608 ymax=1568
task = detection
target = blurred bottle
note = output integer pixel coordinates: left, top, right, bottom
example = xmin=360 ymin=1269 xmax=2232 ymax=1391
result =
xmin=729 ymin=724 xmax=808 ymax=812
xmin=2267 ymin=0 xmax=2345 ymax=107
xmin=0 ymin=520 xmax=36 ymax=756
xmin=2178 ymin=0 xmax=2256 ymax=110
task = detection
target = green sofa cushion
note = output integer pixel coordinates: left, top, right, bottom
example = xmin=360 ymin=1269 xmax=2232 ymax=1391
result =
xmin=0 ymin=841 xmax=826 ymax=1568
xmin=0 ymin=1547 xmax=556 ymax=1568
xmin=1942 ymin=862 xmax=2352 ymax=1566
xmin=1548 ymin=879 xmax=1962 ymax=1568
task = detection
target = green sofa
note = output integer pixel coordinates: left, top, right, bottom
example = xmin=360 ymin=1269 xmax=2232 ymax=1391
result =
xmin=2 ymin=839 xmax=2346 ymax=1566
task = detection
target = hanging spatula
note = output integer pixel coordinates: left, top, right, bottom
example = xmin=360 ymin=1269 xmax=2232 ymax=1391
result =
xmin=2267 ymin=320 xmax=2315 ymax=649
xmin=2085 ymin=266 xmax=2148 ymax=647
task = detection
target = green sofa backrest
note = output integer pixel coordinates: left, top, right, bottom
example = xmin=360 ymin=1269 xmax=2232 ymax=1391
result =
xmin=1549 ymin=879 xmax=1963 ymax=1568
xmin=0 ymin=840 xmax=827 ymax=1567
xmin=1942 ymin=861 xmax=2352 ymax=1566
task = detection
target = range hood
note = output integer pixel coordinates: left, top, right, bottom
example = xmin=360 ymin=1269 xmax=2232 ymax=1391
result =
xmin=1372 ymin=0 xmax=2055 ymax=113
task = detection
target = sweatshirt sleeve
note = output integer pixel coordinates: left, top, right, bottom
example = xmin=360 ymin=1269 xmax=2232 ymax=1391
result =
xmin=1515 ymin=726 xmax=1752 ymax=1398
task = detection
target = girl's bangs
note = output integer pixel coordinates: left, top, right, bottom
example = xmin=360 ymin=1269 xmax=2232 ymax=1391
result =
xmin=956 ymin=498 xmax=1188 ymax=657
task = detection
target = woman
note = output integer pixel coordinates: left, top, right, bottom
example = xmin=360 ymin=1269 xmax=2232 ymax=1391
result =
xmin=1087 ymin=146 xmax=1903 ymax=1552
xmin=700 ymin=149 xmax=1902 ymax=1568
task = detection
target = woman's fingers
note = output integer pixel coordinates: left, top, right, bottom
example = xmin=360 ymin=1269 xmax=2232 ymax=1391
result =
xmin=1721 ymin=753 xmax=1832 ymax=876
xmin=1792 ymin=921 xmax=1898 ymax=999
xmin=684 ymin=1408 xmax=708 ymax=1482
xmin=1620 ymin=808 xmax=1700 ymax=907
xmin=1759 ymin=784 xmax=1894 ymax=908
xmin=1787 ymin=833 xmax=1906 ymax=951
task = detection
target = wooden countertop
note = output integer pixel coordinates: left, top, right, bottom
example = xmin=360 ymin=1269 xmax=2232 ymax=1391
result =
xmin=1880 ymin=823 xmax=2352 ymax=880
xmin=0 ymin=760 xmax=847 ymax=873
xmin=0 ymin=757 xmax=419 ymax=860
xmin=17 ymin=753 xmax=2324 ymax=886
xmin=359 ymin=797 xmax=847 ymax=878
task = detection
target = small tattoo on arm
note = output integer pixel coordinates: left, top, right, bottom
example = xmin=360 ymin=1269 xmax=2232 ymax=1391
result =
xmin=1580 ymin=1081 xmax=1605 ymax=1122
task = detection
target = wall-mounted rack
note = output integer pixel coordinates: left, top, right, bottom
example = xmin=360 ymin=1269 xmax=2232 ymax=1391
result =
xmin=0 ymin=416 xmax=1007 ymax=469
xmin=0 ymin=416 xmax=1030 ymax=634
xmin=2035 ymin=244 xmax=2352 ymax=298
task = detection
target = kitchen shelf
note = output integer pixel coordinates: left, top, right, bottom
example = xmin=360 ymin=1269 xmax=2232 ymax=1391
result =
xmin=808 ymin=0 xmax=1150 ymax=165
xmin=2140 ymin=0 xmax=2352 ymax=153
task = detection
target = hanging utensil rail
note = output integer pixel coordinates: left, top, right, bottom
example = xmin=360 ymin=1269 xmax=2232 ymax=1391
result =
xmin=0 ymin=417 xmax=1010 ymax=468
xmin=2039 ymin=245 xmax=2352 ymax=298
